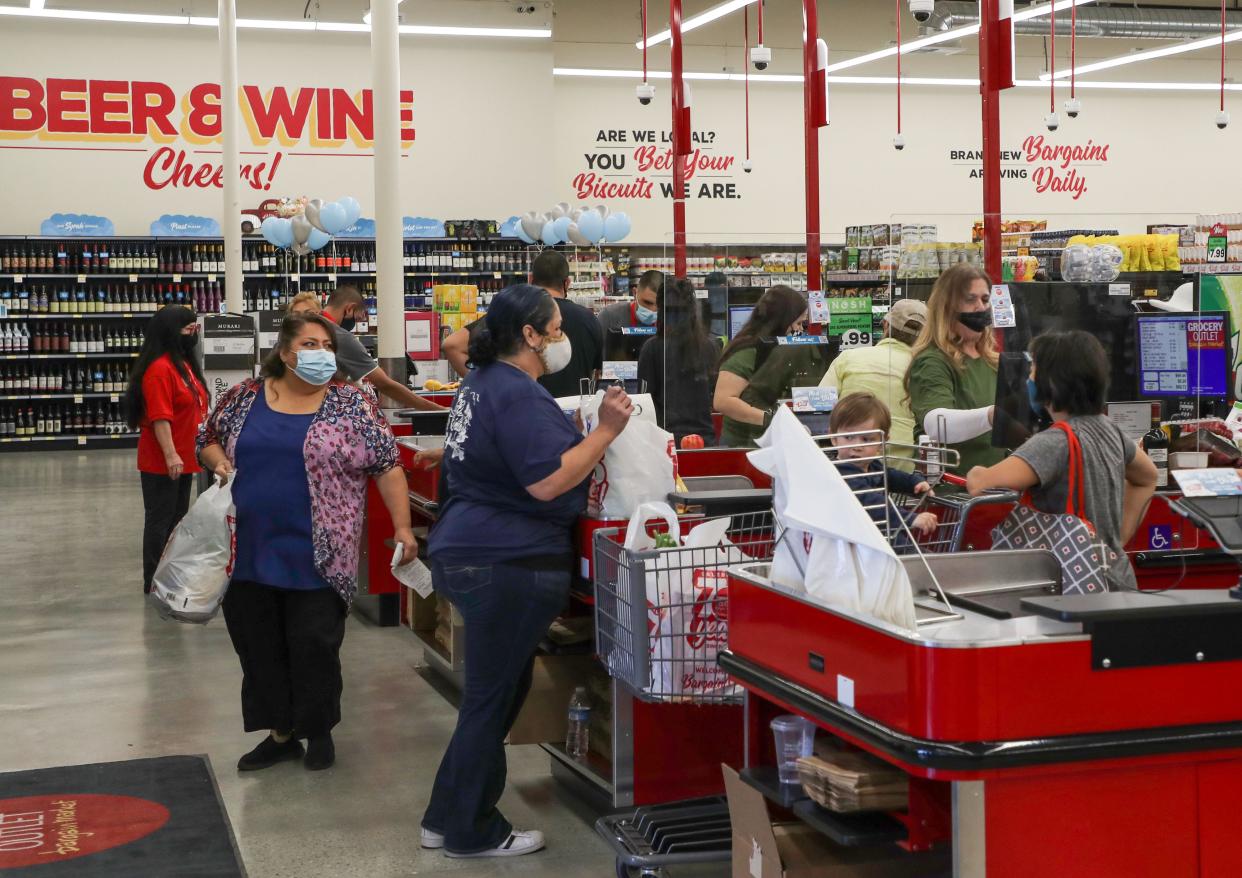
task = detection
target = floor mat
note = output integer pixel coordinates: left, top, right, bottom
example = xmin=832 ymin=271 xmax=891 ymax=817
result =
xmin=0 ymin=755 xmax=244 ymax=876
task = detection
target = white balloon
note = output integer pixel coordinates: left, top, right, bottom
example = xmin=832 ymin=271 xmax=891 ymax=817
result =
xmin=291 ymin=214 xmax=313 ymax=244
xmin=570 ymin=208 xmax=584 ymax=221
xmin=304 ymin=198 xmax=328 ymax=233
xmin=550 ymin=204 xmax=568 ymax=219
xmin=520 ymin=211 xmax=544 ymax=241
xmin=291 ymin=241 xmax=312 ymax=256
xmin=595 ymin=204 xmax=610 ymax=220
xmin=567 ymin=223 xmax=591 ymax=246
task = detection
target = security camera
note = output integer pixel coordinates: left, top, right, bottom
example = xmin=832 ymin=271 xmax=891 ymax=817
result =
xmin=909 ymin=0 xmax=935 ymax=24
xmin=751 ymin=45 xmax=772 ymax=72
xmin=893 ymin=133 xmax=906 ymax=151
xmin=636 ymin=82 xmax=655 ymax=106
xmin=513 ymin=3 xmax=536 ymax=12
xmin=1045 ymin=112 xmax=1059 ymax=131
xmin=1217 ymin=110 xmax=1231 ymax=130
xmin=743 ymin=159 xmax=753 ymax=173
xmin=1064 ymin=97 xmax=1082 ymax=119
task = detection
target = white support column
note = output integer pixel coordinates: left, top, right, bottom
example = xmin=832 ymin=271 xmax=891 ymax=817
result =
xmin=218 ymin=0 xmax=243 ymax=314
xmin=371 ymin=0 xmax=404 ymax=367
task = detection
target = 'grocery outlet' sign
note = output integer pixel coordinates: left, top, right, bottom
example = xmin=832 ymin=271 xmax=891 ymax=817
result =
xmin=0 ymin=76 xmax=416 ymax=192
xmin=948 ymin=135 xmax=1111 ymax=200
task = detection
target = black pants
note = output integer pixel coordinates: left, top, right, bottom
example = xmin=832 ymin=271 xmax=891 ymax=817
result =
xmin=422 ymin=560 xmax=569 ymax=854
xmin=222 ymin=580 xmax=347 ymax=738
xmin=140 ymin=472 xmax=194 ymax=593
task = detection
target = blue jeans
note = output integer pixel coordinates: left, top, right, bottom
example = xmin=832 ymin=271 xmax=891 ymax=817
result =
xmin=422 ymin=560 xmax=569 ymax=854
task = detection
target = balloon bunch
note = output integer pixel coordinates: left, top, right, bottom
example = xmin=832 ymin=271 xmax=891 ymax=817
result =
xmin=515 ymin=202 xmax=632 ymax=247
xmin=260 ymin=196 xmax=362 ymax=255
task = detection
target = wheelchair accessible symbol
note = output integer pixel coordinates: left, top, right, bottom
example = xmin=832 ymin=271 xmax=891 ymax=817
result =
xmin=1148 ymin=525 xmax=1172 ymax=550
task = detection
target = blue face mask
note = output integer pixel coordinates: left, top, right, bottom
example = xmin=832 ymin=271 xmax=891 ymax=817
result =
xmin=293 ymin=349 xmax=337 ymax=386
xmin=1027 ymin=377 xmax=1043 ymax=416
xmin=635 ymin=304 xmax=658 ymax=326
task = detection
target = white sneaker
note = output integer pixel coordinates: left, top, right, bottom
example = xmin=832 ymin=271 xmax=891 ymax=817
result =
xmin=420 ymin=828 xmax=444 ymax=850
xmin=444 ymin=830 xmax=545 ymax=858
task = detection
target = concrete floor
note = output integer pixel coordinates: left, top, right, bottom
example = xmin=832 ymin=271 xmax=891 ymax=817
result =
xmin=0 ymin=450 xmax=728 ymax=877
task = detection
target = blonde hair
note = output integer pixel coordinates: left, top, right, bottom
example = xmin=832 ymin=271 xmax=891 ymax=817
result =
xmin=288 ymin=291 xmax=322 ymax=314
xmin=904 ymin=263 xmax=998 ymax=397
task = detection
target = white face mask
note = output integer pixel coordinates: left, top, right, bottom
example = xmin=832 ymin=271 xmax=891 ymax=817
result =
xmin=538 ymin=334 xmax=573 ymax=374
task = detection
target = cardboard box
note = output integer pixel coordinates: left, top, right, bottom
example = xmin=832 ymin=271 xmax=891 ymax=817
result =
xmin=507 ymin=654 xmax=599 ymax=746
xmin=723 ymin=766 xmax=943 ymax=878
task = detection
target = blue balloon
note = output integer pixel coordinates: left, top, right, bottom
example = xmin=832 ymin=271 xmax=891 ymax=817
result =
xmin=604 ymin=212 xmax=631 ymax=242
xmin=552 ymin=215 xmax=571 ymax=241
xmin=308 ymin=228 xmax=331 ymax=251
xmin=318 ymin=201 xmax=348 ymax=235
xmin=541 ymin=219 xmax=561 ymax=246
xmin=337 ymin=196 xmax=362 ymax=227
xmin=263 ymin=216 xmax=294 ymax=248
xmin=577 ymin=209 xmax=604 ymax=244
xmin=515 ymin=223 xmax=536 ymax=244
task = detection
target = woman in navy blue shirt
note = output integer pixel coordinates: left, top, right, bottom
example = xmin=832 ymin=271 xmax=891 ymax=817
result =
xmin=422 ymin=285 xmax=632 ymax=859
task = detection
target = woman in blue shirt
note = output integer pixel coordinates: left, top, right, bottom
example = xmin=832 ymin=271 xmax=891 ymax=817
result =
xmin=422 ymin=285 xmax=632 ymax=859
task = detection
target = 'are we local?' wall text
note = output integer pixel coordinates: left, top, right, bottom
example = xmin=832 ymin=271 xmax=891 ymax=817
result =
xmin=573 ymin=127 xmax=742 ymax=204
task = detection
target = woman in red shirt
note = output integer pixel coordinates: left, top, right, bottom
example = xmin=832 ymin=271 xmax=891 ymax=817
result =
xmin=124 ymin=305 xmax=208 ymax=593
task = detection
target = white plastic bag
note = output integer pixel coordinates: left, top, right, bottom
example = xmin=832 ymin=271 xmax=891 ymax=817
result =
xmin=620 ymin=503 xmax=743 ymax=699
xmin=149 ymin=477 xmax=237 ymax=624
xmin=748 ymin=408 xmax=917 ymax=631
xmin=582 ymin=392 xmax=676 ymax=519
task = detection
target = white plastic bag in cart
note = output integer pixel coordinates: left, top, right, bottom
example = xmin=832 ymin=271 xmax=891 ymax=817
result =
xmin=748 ymin=407 xmax=917 ymax=631
xmin=149 ymin=476 xmax=237 ymax=624
xmin=620 ymin=503 xmax=745 ymax=699
xmin=581 ymin=392 xmax=676 ymax=520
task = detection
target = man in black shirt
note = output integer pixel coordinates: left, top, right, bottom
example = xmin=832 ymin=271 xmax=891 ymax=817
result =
xmin=443 ymin=251 xmax=603 ymax=397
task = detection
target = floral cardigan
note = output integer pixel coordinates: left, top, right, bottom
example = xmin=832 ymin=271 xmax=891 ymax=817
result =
xmin=197 ymin=378 xmax=398 ymax=607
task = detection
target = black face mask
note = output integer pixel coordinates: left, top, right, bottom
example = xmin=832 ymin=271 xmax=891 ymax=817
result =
xmin=180 ymin=334 xmax=199 ymax=355
xmin=340 ymin=314 xmax=357 ymax=332
xmin=957 ymin=310 xmax=993 ymax=333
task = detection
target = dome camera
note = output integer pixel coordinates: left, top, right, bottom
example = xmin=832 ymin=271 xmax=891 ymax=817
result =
xmin=636 ymin=82 xmax=655 ymax=106
xmin=751 ymin=45 xmax=772 ymax=72
xmin=909 ymin=0 xmax=935 ymax=24
xmin=893 ymin=133 xmax=906 ymax=151
xmin=1217 ymin=110 xmax=1230 ymax=130
xmin=743 ymin=159 xmax=753 ymax=173
xmin=1045 ymin=112 xmax=1059 ymax=132
xmin=1064 ymin=97 xmax=1082 ymax=119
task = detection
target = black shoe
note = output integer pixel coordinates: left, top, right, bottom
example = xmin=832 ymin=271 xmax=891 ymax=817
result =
xmin=304 ymin=734 xmax=335 ymax=771
xmin=237 ymin=735 xmax=304 ymax=771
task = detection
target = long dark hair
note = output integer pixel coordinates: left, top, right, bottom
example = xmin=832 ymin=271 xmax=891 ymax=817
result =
xmin=468 ymin=284 xmax=557 ymax=368
xmin=719 ymin=284 xmax=806 ymax=364
xmin=125 ymin=306 xmax=206 ymax=429
xmin=658 ymin=277 xmax=712 ymax=373
xmin=260 ymin=313 xmax=340 ymax=380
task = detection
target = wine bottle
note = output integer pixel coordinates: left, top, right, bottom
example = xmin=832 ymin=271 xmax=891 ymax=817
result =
xmin=1143 ymin=424 xmax=1170 ymax=490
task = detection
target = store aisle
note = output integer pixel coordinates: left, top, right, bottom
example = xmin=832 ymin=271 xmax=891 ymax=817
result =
xmin=0 ymin=450 xmax=641 ymax=877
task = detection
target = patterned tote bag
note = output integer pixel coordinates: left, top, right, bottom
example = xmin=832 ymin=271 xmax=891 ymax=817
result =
xmin=991 ymin=422 xmax=1118 ymax=595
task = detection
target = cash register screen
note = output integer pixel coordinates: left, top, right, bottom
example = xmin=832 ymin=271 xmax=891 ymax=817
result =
xmin=1135 ymin=312 xmax=1229 ymax=398
xmin=729 ymin=305 xmax=754 ymax=339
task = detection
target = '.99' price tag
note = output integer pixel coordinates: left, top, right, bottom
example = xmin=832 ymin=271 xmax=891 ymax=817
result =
xmin=839 ymin=329 xmax=872 ymax=350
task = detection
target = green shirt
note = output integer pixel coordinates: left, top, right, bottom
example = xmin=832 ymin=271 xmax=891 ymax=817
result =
xmin=908 ymin=346 xmax=1003 ymax=474
xmin=719 ymin=343 xmax=828 ymax=448
xmin=820 ymin=337 xmax=916 ymax=450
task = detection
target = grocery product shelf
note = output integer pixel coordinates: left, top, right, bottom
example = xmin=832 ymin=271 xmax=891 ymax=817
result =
xmin=0 ymin=432 xmax=138 ymax=447
xmin=0 ymin=393 xmax=121 ymax=401
xmin=9 ymin=353 xmax=139 ymax=360
xmin=0 ymin=313 xmax=151 ymax=320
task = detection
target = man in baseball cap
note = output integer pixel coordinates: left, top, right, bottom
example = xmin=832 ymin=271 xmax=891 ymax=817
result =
xmin=819 ymin=297 xmax=928 ymax=466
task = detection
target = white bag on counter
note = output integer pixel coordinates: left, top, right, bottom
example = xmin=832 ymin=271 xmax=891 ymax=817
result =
xmin=149 ymin=476 xmax=237 ymax=624
xmin=618 ymin=503 xmax=744 ymax=699
xmin=748 ymin=408 xmax=917 ymax=631
xmin=581 ymin=392 xmax=676 ymax=520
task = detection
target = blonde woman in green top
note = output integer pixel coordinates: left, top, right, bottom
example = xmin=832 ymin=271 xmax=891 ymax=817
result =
xmin=903 ymin=263 xmax=1004 ymax=474
xmin=714 ymin=285 xmax=810 ymax=447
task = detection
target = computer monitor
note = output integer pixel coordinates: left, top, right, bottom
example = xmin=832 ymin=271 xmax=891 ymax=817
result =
xmin=728 ymin=305 xmax=754 ymax=339
xmin=1135 ymin=312 xmax=1230 ymax=398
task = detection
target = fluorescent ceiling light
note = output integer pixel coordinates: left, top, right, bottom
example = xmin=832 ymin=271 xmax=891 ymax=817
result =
xmin=4 ymin=5 xmax=548 ymax=36
xmin=29 ymin=0 xmax=45 ymax=9
xmin=1040 ymin=28 xmax=1242 ymax=80
xmin=554 ymin=67 xmax=1242 ymax=92
xmin=826 ymin=0 xmax=1097 ymax=74
xmin=637 ymin=0 xmax=758 ymax=49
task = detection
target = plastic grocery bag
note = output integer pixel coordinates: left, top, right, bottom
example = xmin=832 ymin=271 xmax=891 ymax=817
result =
xmin=748 ymin=408 xmax=917 ymax=631
xmin=581 ymin=392 xmax=676 ymax=520
xmin=618 ymin=503 xmax=744 ymax=699
xmin=149 ymin=477 xmax=237 ymax=624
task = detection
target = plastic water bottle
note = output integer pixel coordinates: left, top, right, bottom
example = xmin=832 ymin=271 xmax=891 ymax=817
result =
xmin=566 ymin=686 xmax=591 ymax=760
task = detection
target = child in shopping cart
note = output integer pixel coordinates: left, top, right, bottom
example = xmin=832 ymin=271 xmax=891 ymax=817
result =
xmin=828 ymin=392 xmax=939 ymax=547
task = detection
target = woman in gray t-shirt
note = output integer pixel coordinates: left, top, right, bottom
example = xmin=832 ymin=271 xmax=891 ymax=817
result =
xmin=965 ymin=330 xmax=1159 ymax=591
